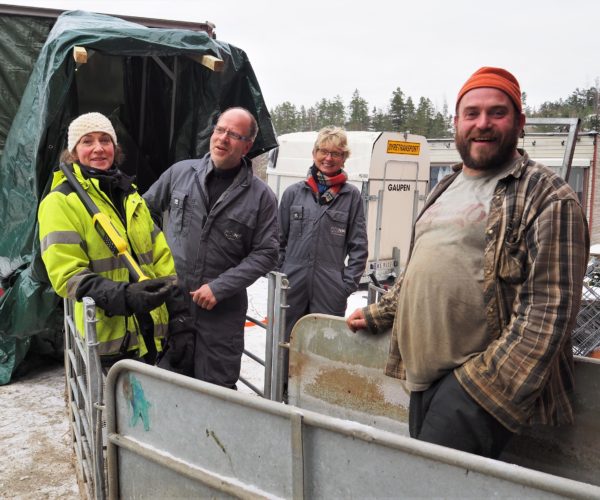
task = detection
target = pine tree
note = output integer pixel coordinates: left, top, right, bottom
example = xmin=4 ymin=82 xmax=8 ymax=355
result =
xmin=389 ymin=87 xmax=406 ymax=131
xmin=370 ymin=106 xmax=392 ymax=131
xmin=271 ymin=101 xmax=298 ymax=135
xmin=346 ymin=89 xmax=370 ymax=130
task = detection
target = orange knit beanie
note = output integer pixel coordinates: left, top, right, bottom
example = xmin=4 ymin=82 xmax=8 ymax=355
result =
xmin=456 ymin=67 xmax=522 ymax=112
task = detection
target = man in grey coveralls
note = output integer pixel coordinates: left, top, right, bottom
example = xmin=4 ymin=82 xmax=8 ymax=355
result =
xmin=144 ymin=107 xmax=279 ymax=388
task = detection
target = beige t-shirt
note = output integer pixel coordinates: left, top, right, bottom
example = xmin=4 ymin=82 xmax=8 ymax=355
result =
xmin=398 ymin=168 xmax=508 ymax=391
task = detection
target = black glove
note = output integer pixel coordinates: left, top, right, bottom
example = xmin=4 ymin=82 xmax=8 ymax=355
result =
xmin=125 ymin=277 xmax=176 ymax=314
xmin=164 ymin=280 xmax=189 ymax=317
xmin=76 ymin=275 xmax=128 ymax=316
xmin=157 ymin=324 xmax=196 ymax=377
xmin=157 ymin=282 xmax=196 ymax=377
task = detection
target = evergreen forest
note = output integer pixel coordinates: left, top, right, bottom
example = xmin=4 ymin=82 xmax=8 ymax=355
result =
xmin=269 ymin=85 xmax=600 ymax=137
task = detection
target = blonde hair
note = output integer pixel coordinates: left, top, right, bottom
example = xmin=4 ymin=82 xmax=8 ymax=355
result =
xmin=313 ymin=126 xmax=350 ymax=161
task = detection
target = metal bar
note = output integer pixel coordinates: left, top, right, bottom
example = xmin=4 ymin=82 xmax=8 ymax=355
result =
xmin=264 ymin=272 xmax=276 ymax=398
xmin=107 ymin=433 xmax=272 ymax=499
xmin=169 ymin=57 xmax=178 ymax=148
xmin=525 ymin=117 xmax=581 ymax=181
xmin=245 ymin=314 xmax=267 ymax=330
xmin=526 ymin=117 xmax=583 ymax=126
xmin=241 ymin=313 xmax=266 ymax=395
xmin=0 ymin=5 xmax=217 ymax=34
xmin=137 ymin=58 xmax=148 ymax=148
xmin=367 ymin=282 xmax=386 ymax=305
xmin=242 ymin=349 xmax=265 ymax=366
xmin=374 ymin=188 xmax=384 ymax=264
xmin=238 ymin=376 xmax=264 ymax=398
xmin=412 ymin=182 xmax=420 ymax=224
xmin=65 ymin=297 xmax=104 ymax=499
xmin=272 ymin=273 xmax=289 ymax=402
xmin=151 ymin=55 xmax=174 ymax=80
xmin=561 ymin=119 xmax=581 ymax=182
xmin=83 ymin=297 xmax=106 ymax=500
xmin=291 ymin=412 xmax=305 ymax=500
xmin=360 ymin=180 xmax=370 ymax=234
xmin=392 ymin=246 xmax=401 ymax=280
xmin=148 ymin=56 xmax=176 ymax=150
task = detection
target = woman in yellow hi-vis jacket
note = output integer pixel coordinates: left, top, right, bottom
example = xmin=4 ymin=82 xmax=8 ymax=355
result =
xmin=38 ymin=112 xmax=178 ymax=366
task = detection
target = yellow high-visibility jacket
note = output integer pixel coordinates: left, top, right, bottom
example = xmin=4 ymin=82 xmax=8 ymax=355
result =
xmin=38 ymin=163 xmax=176 ymax=357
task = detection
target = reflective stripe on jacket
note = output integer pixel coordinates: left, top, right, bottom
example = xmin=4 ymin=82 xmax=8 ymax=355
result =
xmin=38 ymin=163 xmax=176 ymax=356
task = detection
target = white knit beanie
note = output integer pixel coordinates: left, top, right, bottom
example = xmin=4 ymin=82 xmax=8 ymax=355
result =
xmin=67 ymin=112 xmax=118 ymax=152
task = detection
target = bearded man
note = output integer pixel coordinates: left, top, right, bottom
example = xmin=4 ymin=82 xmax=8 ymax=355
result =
xmin=347 ymin=67 xmax=589 ymax=458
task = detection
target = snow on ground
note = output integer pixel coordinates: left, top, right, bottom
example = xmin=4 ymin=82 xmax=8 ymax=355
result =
xmin=239 ymin=277 xmax=368 ymax=395
xmin=0 ymin=279 xmax=368 ymax=496
xmin=0 ymin=357 xmax=79 ymax=499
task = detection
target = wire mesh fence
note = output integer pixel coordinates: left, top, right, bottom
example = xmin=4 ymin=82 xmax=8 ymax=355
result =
xmin=572 ymin=256 xmax=600 ymax=356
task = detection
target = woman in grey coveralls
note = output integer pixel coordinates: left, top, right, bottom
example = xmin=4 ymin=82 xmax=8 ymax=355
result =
xmin=278 ymin=126 xmax=368 ymax=342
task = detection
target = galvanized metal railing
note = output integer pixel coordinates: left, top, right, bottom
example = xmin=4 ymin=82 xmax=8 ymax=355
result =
xmin=64 ymin=296 xmax=106 ymax=500
xmin=103 ymin=358 xmax=600 ymax=499
xmin=240 ymin=271 xmax=289 ymax=400
xmin=64 ymin=271 xmax=290 ymax=498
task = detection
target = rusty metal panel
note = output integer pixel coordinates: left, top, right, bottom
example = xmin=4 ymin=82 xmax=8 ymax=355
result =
xmin=288 ymin=313 xmax=409 ymax=434
xmin=288 ymin=314 xmax=600 ymax=488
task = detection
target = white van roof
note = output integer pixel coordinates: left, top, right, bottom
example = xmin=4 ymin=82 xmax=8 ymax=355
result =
xmin=276 ymin=131 xmax=382 ymax=179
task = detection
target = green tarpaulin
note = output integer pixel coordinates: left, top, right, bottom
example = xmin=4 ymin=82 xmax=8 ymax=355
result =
xmin=0 ymin=10 xmax=277 ymax=384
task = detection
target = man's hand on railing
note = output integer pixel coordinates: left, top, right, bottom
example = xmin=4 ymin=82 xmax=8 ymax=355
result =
xmin=347 ymin=308 xmax=367 ymax=333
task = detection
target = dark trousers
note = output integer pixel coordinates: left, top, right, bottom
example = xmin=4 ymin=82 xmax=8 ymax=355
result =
xmin=409 ymin=371 xmax=513 ymax=459
xmin=192 ymin=291 xmax=247 ymax=390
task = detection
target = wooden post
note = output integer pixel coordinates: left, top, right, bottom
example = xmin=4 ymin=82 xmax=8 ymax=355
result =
xmin=73 ymin=46 xmax=87 ymax=64
xmin=187 ymin=54 xmax=224 ymax=72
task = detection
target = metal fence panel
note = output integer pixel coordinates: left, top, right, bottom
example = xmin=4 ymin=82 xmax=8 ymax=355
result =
xmin=288 ymin=313 xmax=409 ymax=435
xmin=66 ymin=267 xmax=600 ymax=498
xmin=64 ymin=272 xmax=288 ymax=499
xmin=64 ymin=297 xmax=106 ymax=500
xmin=105 ymin=362 xmax=295 ymax=499
xmin=104 ymin=360 xmax=600 ymax=499
xmin=287 ymin=314 xmax=600 ymax=489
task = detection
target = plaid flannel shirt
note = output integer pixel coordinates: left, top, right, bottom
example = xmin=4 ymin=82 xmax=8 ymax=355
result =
xmin=364 ymin=150 xmax=589 ymax=432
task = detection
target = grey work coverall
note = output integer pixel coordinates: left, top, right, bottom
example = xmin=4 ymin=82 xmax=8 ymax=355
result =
xmin=144 ymin=153 xmax=279 ymax=388
xmin=279 ymin=180 xmax=368 ymax=340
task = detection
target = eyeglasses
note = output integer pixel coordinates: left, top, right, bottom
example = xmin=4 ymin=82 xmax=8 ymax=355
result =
xmin=212 ymin=125 xmax=251 ymax=142
xmin=316 ymin=148 xmax=344 ymax=159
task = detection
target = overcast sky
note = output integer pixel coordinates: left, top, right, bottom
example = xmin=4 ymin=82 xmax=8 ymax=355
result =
xmin=5 ymin=0 xmax=600 ymax=113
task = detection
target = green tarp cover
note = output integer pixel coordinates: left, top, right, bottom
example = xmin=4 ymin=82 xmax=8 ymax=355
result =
xmin=0 ymin=10 xmax=277 ymax=383
xmin=0 ymin=14 xmax=53 ymax=157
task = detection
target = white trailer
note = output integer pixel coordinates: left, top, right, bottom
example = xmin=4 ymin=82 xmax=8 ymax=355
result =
xmin=266 ymin=131 xmax=431 ymax=283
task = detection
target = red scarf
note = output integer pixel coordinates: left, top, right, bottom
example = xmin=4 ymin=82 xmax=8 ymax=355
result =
xmin=305 ymin=165 xmax=348 ymax=205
